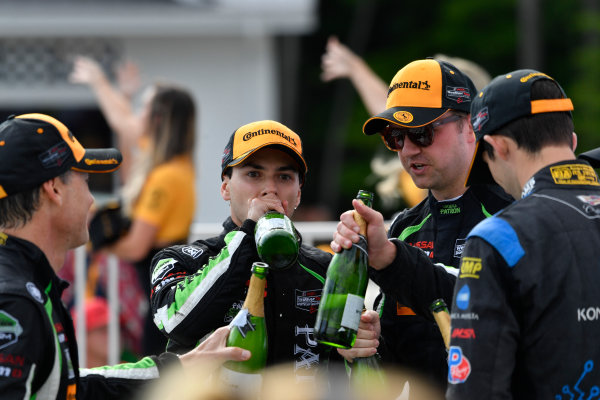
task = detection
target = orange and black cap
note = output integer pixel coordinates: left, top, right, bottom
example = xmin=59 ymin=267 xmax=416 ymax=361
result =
xmin=363 ymin=58 xmax=476 ymax=136
xmin=221 ymin=120 xmax=307 ymax=183
xmin=466 ymin=70 xmax=574 ymax=186
xmin=0 ymin=113 xmax=122 ymax=198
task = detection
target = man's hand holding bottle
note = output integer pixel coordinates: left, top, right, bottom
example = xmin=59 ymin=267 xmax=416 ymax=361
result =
xmin=331 ymin=199 xmax=395 ymax=270
xmin=336 ymin=310 xmax=381 ymax=362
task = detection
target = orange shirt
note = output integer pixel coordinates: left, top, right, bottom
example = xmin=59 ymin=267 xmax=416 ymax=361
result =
xmin=133 ymin=155 xmax=195 ymax=243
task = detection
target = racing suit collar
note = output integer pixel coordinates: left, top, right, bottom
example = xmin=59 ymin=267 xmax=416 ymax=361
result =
xmin=1 ymin=233 xmax=70 ymax=295
xmin=522 ymin=159 xmax=598 ymax=198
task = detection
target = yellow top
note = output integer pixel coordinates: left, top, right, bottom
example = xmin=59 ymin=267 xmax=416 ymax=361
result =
xmin=133 ymin=155 xmax=195 ymax=242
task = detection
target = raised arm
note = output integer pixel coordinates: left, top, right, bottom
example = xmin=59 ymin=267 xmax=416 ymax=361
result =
xmin=321 ymin=36 xmax=389 ymax=115
xmin=70 ymin=55 xmax=144 ymax=180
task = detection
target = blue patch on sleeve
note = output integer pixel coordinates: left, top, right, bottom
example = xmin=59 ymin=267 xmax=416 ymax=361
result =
xmin=467 ymin=217 xmax=525 ymax=267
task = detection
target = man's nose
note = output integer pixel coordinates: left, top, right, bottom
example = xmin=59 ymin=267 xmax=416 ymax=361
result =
xmin=401 ymin=135 xmax=422 ymax=156
xmin=261 ymin=178 xmax=278 ymax=197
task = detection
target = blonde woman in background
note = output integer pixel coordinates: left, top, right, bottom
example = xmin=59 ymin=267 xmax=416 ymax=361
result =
xmin=71 ymin=57 xmax=197 ymax=355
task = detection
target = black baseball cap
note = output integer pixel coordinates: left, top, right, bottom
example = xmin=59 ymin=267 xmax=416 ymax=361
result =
xmin=0 ymin=113 xmax=122 ymax=199
xmin=221 ymin=120 xmax=307 ymax=184
xmin=465 ymin=70 xmax=574 ymax=186
xmin=363 ymin=58 xmax=476 ymax=135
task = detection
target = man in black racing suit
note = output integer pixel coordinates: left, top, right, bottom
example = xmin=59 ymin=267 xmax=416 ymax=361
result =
xmin=0 ymin=234 xmax=183 ymax=399
xmin=150 ymin=120 xmax=337 ymax=382
xmin=329 ymin=59 xmax=512 ymax=389
xmin=448 ymin=70 xmax=600 ymax=398
xmin=0 ymin=114 xmax=247 ymax=400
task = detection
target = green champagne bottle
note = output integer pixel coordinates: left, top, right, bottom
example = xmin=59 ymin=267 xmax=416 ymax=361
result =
xmin=351 ymin=305 xmax=386 ymax=388
xmin=314 ymin=190 xmax=374 ymax=349
xmin=221 ymin=262 xmax=269 ymax=392
xmin=351 ymin=352 xmax=386 ymax=388
xmin=255 ymin=211 xmax=299 ymax=270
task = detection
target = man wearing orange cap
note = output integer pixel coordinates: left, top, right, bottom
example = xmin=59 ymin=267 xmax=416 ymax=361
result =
xmin=0 ymin=114 xmax=248 ymax=399
xmin=149 ymin=120 xmax=338 ymax=383
xmin=330 ymin=59 xmax=512 ymax=388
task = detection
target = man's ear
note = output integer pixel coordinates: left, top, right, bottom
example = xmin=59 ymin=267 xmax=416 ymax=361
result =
xmin=465 ymin=114 xmax=476 ymax=143
xmin=572 ymin=132 xmax=578 ymax=152
xmin=483 ymin=135 xmax=511 ymax=161
xmin=40 ymin=177 xmax=63 ymax=206
xmin=220 ymin=178 xmax=231 ymax=201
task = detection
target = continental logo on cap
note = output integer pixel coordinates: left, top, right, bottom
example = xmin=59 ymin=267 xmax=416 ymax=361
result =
xmin=393 ymin=111 xmax=414 ymax=123
xmin=519 ymin=72 xmax=551 ymax=83
xmin=472 ymin=107 xmax=489 ymax=133
xmin=388 ymin=80 xmax=431 ymax=96
xmin=84 ymin=158 xmax=120 ymax=166
xmin=243 ymin=129 xmax=297 ymax=147
xmin=550 ymin=164 xmax=600 ymax=186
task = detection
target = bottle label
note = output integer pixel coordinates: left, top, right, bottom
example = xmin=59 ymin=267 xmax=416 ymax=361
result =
xmin=229 ymin=308 xmax=256 ymax=338
xmin=220 ymin=367 xmax=262 ymax=393
xmin=255 ymin=218 xmax=286 ymax=242
xmin=340 ymin=293 xmax=364 ymax=330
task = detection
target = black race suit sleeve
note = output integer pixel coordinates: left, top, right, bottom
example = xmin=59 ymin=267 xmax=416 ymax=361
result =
xmin=446 ymin=237 xmax=518 ymax=398
xmin=149 ymin=219 xmax=260 ymax=349
xmin=370 ymin=238 xmax=456 ymax=319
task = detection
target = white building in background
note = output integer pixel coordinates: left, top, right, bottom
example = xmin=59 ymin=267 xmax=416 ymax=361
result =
xmin=0 ymin=0 xmax=317 ymax=223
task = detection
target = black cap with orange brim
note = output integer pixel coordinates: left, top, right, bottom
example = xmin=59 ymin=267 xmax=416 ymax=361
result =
xmin=465 ymin=70 xmax=574 ymax=187
xmin=0 ymin=113 xmax=122 ymax=199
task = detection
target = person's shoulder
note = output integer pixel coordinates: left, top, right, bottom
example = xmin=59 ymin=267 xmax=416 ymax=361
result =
xmin=300 ymin=243 xmax=333 ymax=262
xmin=470 ymin=183 xmax=513 ymax=202
xmin=470 ymin=184 xmax=514 ymax=210
xmin=148 ymin=156 xmax=195 ymax=181
xmin=0 ymin=280 xmax=49 ymax=329
xmin=388 ymin=198 xmax=430 ymax=229
xmin=468 ymin=215 xmax=524 ymax=267
xmin=0 ymin=265 xmax=33 ymax=295
xmin=298 ymin=244 xmax=333 ymax=274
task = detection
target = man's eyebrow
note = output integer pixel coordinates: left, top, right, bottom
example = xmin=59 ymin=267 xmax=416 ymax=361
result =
xmin=239 ymin=162 xmax=298 ymax=173
xmin=239 ymin=162 xmax=264 ymax=170
xmin=277 ymin=165 xmax=299 ymax=173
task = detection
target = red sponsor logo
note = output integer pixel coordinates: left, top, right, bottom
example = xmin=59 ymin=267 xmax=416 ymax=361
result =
xmin=0 ymin=353 xmax=24 ymax=366
xmin=451 ymin=328 xmax=476 ymax=339
xmin=448 ymin=346 xmax=471 ymax=384
xmin=409 ymin=241 xmax=434 ymax=249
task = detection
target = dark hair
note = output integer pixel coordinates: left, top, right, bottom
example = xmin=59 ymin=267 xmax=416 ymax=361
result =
xmin=484 ymin=79 xmax=573 ymax=159
xmin=149 ymin=83 xmax=196 ymax=166
xmin=0 ymin=171 xmax=71 ymax=228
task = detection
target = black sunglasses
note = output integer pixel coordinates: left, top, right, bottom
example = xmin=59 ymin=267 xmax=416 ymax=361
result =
xmin=380 ymin=113 xmax=465 ymax=151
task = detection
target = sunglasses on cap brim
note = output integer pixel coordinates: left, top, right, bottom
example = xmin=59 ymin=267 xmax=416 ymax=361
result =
xmin=380 ymin=113 xmax=465 ymax=152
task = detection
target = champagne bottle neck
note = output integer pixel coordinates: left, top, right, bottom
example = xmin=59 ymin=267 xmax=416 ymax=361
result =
xmin=353 ymin=191 xmax=373 ymax=237
xmin=353 ymin=211 xmax=368 ymax=237
xmin=244 ymin=273 xmax=266 ymax=317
